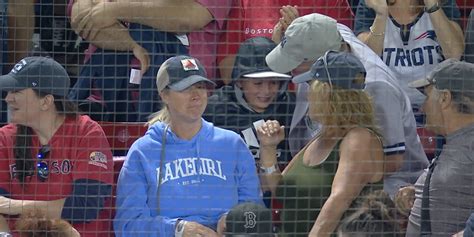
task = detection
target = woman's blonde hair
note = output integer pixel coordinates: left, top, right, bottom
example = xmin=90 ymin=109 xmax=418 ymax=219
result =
xmin=147 ymin=106 xmax=171 ymax=126
xmin=309 ymin=80 xmax=378 ymax=132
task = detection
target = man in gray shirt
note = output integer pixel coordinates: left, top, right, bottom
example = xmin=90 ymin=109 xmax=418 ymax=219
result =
xmin=406 ymin=59 xmax=474 ymax=236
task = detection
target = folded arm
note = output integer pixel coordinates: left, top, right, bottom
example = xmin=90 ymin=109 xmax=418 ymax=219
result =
xmin=76 ymin=0 xmax=213 ymax=39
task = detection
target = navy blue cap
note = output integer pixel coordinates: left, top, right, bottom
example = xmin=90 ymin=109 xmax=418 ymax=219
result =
xmin=292 ymin=50 xmax=366 ymax=89
xmin=156 ymin=55 xmax=216 ymax=93
xmin=224 ymin=202 xmax=273 ymax=237
xmin=232 ymin=37 xmax=291 ymax=80
xmin=0 ymin=57 xmax=70 ymax=96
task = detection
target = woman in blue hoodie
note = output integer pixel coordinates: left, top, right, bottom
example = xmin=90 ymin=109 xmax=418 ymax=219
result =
xmin=114 ymin=55 xmax=262 ymax=237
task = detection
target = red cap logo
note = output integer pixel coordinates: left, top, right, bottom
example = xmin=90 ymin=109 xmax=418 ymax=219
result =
xmin=181 ymin=59 xmax=199 ymax=71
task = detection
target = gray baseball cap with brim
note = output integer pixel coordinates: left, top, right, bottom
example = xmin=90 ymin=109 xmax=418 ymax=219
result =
xmin=0 ymin=56 xmax=70 ymax=97
xmin=408 ymin=59 xmax=474 ymax=96
xmin=156 ymin=55 xmax=216 ymax=93
xmin=292 ymin=50 xmax=366 ymax=89
xmin=265 ymin=13 xmax=343 ymax=74
xmin=232 ymin=37 xmax=291 ymax=80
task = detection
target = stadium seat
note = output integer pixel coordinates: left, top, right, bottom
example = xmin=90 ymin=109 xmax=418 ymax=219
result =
xmin=98 ymin=121 xmax=148 ymax=155
xmin=98 ymin=122 xmax=145 ymax=236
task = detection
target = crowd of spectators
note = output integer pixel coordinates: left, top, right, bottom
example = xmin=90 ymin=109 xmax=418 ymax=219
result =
xmin=0 ymin=0 xmax=473 ymax=236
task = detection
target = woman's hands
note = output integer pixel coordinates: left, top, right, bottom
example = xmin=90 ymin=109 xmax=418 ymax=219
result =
xmin=365 ymin=0 xmax=389 ymax=16
xmin=256 ymin=120 xmax=285 ymax=149
xmin=183 ymin=221 xmax=219 ymax=237
xmin=272 ymin=5 xmax=299 ymax=43
xmin=216 ymin=214 xmax=227 ymax=236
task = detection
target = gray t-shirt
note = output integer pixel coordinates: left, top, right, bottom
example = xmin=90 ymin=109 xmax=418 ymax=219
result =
xmin=288 ymin=24 xmax=428 ymax=197
xmin=406 ymin=124 xmax=474 ymax=237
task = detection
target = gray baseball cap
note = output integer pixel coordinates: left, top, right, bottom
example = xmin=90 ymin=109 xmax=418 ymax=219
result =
xmin=265 ymin=13 xmax=343 ymax=74
xmin=156 ymin=55 xmax=216 ymax=93
xmin=0 ymin=57 xmax=70 ymax=97
xmin=292 ymin=50 xmax=366 ymax=89
xmin=409 ymin=59 xmax=474 ymax=96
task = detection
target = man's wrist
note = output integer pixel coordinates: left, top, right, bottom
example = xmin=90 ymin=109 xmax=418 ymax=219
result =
xmin=425 ymin=1 xmax=441 ymax=13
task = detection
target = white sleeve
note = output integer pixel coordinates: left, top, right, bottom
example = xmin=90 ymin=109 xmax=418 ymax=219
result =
xmin=365 ymin=81 xmax=406 ymax=155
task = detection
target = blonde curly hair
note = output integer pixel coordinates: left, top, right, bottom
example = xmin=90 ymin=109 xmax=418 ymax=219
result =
xmin=308 ymin=80 xmax=378 ymax=133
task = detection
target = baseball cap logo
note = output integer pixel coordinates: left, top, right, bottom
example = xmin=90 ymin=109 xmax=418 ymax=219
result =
xmin=181 ymin=59 xmax=199 ymax=71
xmin=243 ymin=211 xmax=257 ymax=229
xmin=11 ymin=59 xmax=28 ymax=74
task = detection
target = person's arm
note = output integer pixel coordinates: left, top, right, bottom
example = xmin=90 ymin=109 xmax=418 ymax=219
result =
xmin=0 ymin=196 xmax=65 ymax=219
xmin=216 ymin=2 xmax=241 ymax=85
xmin=70 ymin=0 xmax=150 ymax=72
xmin=0 ymin=215 xmax=8 ymax=232
xmin=309 ymin=128 xmax=383 ymax=237
xmin=271 ymin=5 xmax=299 ymax=44
xmin=77 ymin=0 xmax=213 ymax=39
xmin=364 ymin=82 xmax=406 ymax=174
xmin=7 ymin=0 xmax=35 ymax=68
xmin=256 ymin=120 xmax=286 ymax=194
xmin=60 ymin=121 xmax=113 ymax=223
xmin=86 ymin=23 xmax=150 ymax=73
xmin=424 ymin=0 xmax=464 ymax=59
xmin=354 ymin=0 xmax=388 ymax=56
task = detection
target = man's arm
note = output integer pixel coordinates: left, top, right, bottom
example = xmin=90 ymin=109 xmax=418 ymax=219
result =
xmin=7 ymin=0 xmax=35 ymax=68
xmin=0 ymin=215 xmax=9 ymax=232
xmin=364 ymin=82 xmax=406 ymax=174
xmin=70 ymin=0 xmax=149 ymax=72
xmin=77 ymin=0 xmax=213 ymax=39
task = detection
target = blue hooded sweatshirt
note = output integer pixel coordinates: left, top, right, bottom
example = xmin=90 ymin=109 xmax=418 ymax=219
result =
xmin=114 ymin=119 xmax=262 ymax=236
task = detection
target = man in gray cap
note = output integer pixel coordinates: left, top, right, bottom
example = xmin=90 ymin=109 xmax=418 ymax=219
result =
xmin=265 ymin=13 xmax=428 ymax=198
xmin=405 ymin=59 xmax=474 ymax=237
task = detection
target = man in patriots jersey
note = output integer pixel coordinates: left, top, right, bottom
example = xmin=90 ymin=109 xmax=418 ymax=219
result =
xmin=266 ymin=13 xmax=429 ymax=197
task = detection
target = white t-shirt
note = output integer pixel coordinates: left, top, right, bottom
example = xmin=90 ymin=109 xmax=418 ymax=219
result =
xmin=382 ymin=13 xmax=444 ymax=107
